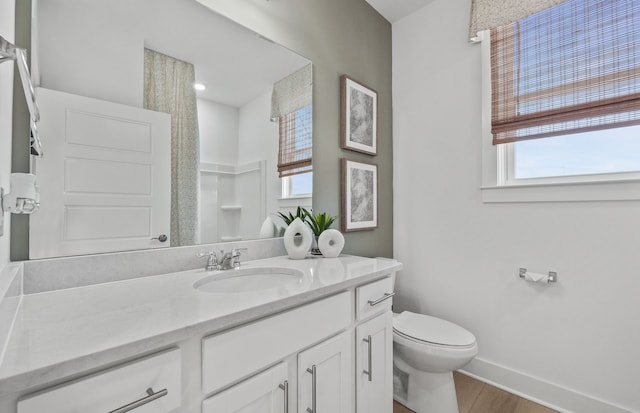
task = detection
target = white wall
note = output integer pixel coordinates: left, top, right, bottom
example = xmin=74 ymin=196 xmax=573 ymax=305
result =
xmin=36 ymin=0 xmax=143 ymax=107
xmin=0 ymin=0 xmax=15 ymax=270
xmin=238 ymin=91 xmax=280 ymax=217
xmin=393 ymin=1 xmax=640 ymax=412
xmin=198 ymin=98 xmax=239 ymax=165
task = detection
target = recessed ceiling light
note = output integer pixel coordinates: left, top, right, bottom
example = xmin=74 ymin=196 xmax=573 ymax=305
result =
xmin=194 ymin=83 xmax=206 ymax=91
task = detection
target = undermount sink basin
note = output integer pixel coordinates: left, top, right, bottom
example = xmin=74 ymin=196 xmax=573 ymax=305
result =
xmin=193 ymin=267 xmax=304 ymax=293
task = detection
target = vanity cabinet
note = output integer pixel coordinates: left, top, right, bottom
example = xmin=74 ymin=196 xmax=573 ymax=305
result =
xmin=16 ymin=348 xmax=181 ymax=413
xmin=200 ymin=277 xmax=394 ymax=413
xmin=3 ymin=260 xmax=400 ymax=413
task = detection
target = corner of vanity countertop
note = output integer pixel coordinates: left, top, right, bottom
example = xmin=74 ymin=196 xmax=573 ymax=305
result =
xmin=0 ymin=263 xmax=23 ymax=368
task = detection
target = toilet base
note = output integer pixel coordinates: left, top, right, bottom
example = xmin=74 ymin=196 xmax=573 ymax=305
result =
xmin=393 ymin=356 xmax=460 ymax=413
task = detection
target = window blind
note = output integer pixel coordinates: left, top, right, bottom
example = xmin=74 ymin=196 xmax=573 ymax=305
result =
xmin=271 ymin=64 xmax=313 ymax=120
xmin=469 ymin=0 xmax=567 ymax=39
xmin=277 ymin=105 xmax=312 ymax=177
xmin=490 ymin=0 xmax=640 ymax=144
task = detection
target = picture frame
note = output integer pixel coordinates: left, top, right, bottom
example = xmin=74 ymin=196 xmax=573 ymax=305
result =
xmin=340 ymin=75 xmax=377 ymax=155
xmin=341 ymin=158 xmax=378 ymax=232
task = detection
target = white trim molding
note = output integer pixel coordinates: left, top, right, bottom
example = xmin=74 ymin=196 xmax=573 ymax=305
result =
xmin=481 ymin=179 xmax=640 ymax=203
xmin=461 ymin=358 xmax=637 ymax=413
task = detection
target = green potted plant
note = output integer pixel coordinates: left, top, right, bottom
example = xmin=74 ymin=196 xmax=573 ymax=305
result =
xmin=276 ymin=206 xmax=307 ymax=226
xmin=303 ymin=208 xmax=336 ymax=255
xmin=276 ymin=207 xmax=337 ymax=255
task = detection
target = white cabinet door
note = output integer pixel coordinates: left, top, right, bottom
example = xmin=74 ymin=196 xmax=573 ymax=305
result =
xmin=356 ymin=311 xmax=393 ymax=413
xmin=203 ymin=362 xmax=290 ymax=413
xmin=297 ymin=331 xmax=352 ymax=413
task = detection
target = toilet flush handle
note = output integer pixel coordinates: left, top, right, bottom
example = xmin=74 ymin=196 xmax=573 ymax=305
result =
xmin=368 ymin=292 xmax=396 ymax=307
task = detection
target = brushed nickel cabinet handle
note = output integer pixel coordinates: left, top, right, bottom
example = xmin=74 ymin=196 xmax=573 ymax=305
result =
xmin=108 ymin=387 xmax=168 ymax=413
xmin=279 ymin=380 xmax=289 ymax=413
xmin=368 ymin=292 xmax=396 ymax=307
xmin=306 ymin=365 xmax=317 ymax=413
xmin=363 ymin=335 xmax=373 ymax=382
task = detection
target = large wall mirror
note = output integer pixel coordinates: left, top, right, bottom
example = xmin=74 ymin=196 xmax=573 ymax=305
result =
xmin=16 ymin=0 xmax=313 ymax=259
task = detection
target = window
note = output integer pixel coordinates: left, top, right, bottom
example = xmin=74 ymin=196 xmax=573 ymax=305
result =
xmin=271 ymin=64 xmax=313 ymax=199
xmin=277 ymin=104 xmax=312 ymax=178
xmin=486 ymin=0 xmax=640 ymax=191
xmin=282 ymin=171 xmax=313 ymax=198
xmin=278 ymin=104 xmax=313 ymax=198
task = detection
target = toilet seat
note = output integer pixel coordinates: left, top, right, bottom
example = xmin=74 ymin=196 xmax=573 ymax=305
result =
xmin=393 ymin=311 xmax=476 ymax=347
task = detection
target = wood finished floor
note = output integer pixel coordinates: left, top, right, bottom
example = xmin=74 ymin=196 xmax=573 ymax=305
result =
xmin=393 ymin=372 xmax=558 ymax=413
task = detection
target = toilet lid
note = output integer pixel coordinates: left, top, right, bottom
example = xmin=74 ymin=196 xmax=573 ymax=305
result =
xmin=393 ymin=311 xmax=476 ymax=346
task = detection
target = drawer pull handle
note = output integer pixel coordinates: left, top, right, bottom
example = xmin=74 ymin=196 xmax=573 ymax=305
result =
xmin=368 ymin=292 xmax=395 ymax=307
xmin=279 ymin=380 xmax=289 ymax=413
xmin=306 ymin=365 xmax=317 ymax=413
xmin=363 ymin=335 xmax=373 ymax=382
xmin=108 ymin=387 xmax=168 ymax=413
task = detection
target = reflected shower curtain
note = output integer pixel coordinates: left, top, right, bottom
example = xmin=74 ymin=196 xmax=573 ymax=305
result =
xmin=144 ymin=48 xmax=200 ymax=247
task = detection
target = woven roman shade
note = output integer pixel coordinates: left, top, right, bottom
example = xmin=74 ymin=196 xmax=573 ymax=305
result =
xmin=272 ymin=64 xmax=313 ymax=177
xmin=277 ymin=106 xmax=312 ymax=177
xmin=490 ymin=0 xmax=640 ymax=144
xmin=469 ymin=0 xmax=567 ymax=39
xmin=271 ymin=64 xmax=313 ymax=120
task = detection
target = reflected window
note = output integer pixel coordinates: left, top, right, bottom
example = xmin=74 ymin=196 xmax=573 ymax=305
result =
xmin=278 ymin=104 xmax=312 ymax=177
xmin=282 ymin=171 xmax=313 ymax=198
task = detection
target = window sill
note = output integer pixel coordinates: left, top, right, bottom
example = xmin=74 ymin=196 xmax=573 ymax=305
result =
xmin=481 ymin=179 xmax=640 ymax=203
xmin=277 ymin=196 xmax=312 ymax=208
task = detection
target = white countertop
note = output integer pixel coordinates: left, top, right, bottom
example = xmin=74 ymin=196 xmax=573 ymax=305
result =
xmin=0 ymin=255 xmax=401 ymax=395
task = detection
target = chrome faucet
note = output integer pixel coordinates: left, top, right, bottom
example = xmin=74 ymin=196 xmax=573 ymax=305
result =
xmin=219 ymin=248 xmax=248 ymax=270
xmin=198 ymin=251 xmax=219 ymax=271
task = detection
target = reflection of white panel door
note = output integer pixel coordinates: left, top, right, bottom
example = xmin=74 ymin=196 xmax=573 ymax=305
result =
xmin=30 ymin=88 xmax=171 ymax=259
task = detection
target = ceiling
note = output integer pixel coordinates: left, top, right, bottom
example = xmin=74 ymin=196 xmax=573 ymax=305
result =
xmin=57 ymin=0 xmax=310 ymax=108
xmin=365 ymin=0 xmax=436 ymax=22
xmin=144 ymin=0 xmax=310 ymax=107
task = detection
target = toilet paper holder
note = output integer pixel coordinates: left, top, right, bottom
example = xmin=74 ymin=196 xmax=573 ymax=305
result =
xmin=519 ymin=268 xmax=558 ymax=283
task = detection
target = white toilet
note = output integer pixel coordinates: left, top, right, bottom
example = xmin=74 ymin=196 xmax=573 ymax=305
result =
xmin=392 ymin=311 xmax=478 ymax=413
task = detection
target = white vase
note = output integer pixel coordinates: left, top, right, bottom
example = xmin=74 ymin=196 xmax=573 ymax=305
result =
xmin=283 ymin=218 xmax=312 ymax=259
xmin=318 ymin=229 xmax=345 ymax=258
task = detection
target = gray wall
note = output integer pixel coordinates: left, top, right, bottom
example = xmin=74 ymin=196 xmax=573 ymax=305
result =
xmin=10 ymin=0 xmax=30 ymax=261
xmin=12 ymin=0 xmax=394 ymax=260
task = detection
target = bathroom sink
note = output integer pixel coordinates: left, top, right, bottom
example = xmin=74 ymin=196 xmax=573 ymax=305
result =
xmin=193 ymin=267 xmax=305 ymax=293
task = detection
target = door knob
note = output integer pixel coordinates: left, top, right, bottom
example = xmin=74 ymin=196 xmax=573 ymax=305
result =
xmin=152 ymin=234 xmax=168 ymax=242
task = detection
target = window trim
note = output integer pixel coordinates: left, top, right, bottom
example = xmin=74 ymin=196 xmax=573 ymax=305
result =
xmin=281 ymin=173 xmax=312 ymax=200
xmin=478 ymin=31 xmax=640 ymax=203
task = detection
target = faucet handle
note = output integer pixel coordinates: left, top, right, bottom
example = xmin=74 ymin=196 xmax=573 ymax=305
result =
xmin=231 ymin=248 xmax=248 ymax=269
xmin=198 ymin=251 xmax=219 ymax=271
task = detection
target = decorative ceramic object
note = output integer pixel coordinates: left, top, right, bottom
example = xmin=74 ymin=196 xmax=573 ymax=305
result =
xmin=283 ymin=218 xmax=312 ymax=259
xmin=258 ymin=216 xmax=276 ymax=238
xmin=318 ymin=229 xmax=345 ymax=258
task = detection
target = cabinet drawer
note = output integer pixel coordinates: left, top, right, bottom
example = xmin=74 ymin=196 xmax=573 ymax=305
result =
xmin=17 ymin=348 xmax=181 ymax=413
xmin=202 ymin=291 xmax=351 ymax=394
xmin=356 ymin=277 xmax=394 ymax=321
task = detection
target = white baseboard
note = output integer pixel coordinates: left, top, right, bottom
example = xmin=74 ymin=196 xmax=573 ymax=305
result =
xmin=460 ymin=358 xmax=636 ymax=413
